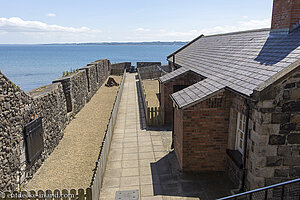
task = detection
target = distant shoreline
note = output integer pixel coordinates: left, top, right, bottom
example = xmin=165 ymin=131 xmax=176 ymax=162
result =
xmin=0 ymin=42 xmax=187 ymax=46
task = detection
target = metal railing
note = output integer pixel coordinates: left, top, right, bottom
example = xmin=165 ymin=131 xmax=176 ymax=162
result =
xmin=218 ymin=178 xmax=300 ymax=200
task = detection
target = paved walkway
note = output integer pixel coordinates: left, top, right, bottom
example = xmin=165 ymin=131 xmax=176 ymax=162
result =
xmin=99 ymin=73 xmax=235 ymax=200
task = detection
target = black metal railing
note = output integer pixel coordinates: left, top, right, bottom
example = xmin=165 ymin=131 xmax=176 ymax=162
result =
xmin=218 ymin=178 xmax=300 ymax=200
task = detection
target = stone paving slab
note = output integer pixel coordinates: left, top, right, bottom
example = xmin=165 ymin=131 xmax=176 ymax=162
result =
xmin=99 ymin=73 xmax=235 ymax=200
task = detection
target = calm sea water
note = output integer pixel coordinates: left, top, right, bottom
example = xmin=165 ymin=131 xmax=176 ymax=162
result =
xmin=0 ymin=44 xmax=182 ymax=91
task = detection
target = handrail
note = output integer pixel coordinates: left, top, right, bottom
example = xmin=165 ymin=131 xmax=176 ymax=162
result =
xmin=218 ymin=178 xmax=300 ymax=200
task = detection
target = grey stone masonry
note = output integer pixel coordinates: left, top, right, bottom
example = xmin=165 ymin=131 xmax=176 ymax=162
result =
xmin=247 ymin=68 xmax=300 ymax=189
xmin=138 ymin=65 xmax=166 ymax=80
xmin=0 ymin=72 xmax=33 ymax=191
xmin=0 ymin=58 xmax=111 ymax=191
xmin=111 ymin=62 xmax=131 ymax=75
xmin=137 ymin=62 xmax=161 ymax=68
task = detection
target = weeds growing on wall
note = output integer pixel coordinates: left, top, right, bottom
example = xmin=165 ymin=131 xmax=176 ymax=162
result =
xmin=62 ymin=68 xmax=80 ymax=77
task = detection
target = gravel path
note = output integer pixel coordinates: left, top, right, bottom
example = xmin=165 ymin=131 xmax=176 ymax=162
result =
xmin=142 ymin=79 xmax=160 ymax=107
xmin=24 ymin=75 xmax=122 ymax=191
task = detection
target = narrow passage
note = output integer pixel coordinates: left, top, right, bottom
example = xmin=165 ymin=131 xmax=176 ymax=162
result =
xmin=25 ymin=75 xmax=122 ymax=190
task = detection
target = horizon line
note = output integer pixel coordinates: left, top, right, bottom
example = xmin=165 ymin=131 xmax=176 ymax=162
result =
xmin=0 ymin=41 xmax=188 ymax=45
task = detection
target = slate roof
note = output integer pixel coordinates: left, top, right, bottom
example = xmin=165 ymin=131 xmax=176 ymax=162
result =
xmin=159 ymin=28 xmax=300 ymax=108
xmin=171 ymin=78 xmax=225 ymax=108
xmin=158 ymin=67 xmax=190 ymax=83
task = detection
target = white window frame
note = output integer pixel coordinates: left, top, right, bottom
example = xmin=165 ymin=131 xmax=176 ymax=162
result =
xmin=235 ymin=112 xmax=246 ymax=154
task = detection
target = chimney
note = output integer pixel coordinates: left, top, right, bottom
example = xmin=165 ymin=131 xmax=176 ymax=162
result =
xmin=271 ymin=0 xmax=300 ymax=34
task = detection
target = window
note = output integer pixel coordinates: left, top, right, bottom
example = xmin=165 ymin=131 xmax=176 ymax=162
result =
xmin=235 ymin=112 xmax=246 ymax=154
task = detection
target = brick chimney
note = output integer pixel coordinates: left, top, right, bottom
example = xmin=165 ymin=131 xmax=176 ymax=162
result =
xmin=271 ymin=0 xmax=300 ymax=34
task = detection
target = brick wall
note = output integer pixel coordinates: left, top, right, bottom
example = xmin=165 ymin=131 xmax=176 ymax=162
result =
xmin=174 ymin=107 xmax=184 ymax=167
xmin=271 ymin=0 xmax=300 ymax=31
xmin=174 ymin=90 xmax=231 ymax=172
xmin=160 ymin=71 xmax=203 ymax=125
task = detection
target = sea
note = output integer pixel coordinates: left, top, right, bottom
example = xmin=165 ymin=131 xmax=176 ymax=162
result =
xmin=0 ymin=44 xmax=183 ymax=91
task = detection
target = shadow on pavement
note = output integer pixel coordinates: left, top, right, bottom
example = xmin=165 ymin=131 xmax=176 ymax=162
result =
xmin=150 ymin=151 xmax=236 ymax=200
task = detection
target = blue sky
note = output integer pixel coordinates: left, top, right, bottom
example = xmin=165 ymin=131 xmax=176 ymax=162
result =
xmin=0 ymin=0 xmax=273 ymax=44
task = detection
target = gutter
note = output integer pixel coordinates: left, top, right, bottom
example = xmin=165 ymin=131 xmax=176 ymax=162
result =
xmin=169 ymin=93 xmax=180 ymax=109
xmin=255 ymin=59 xmax=300 ymax=93
xmin=240 ymin=98 xmax=251 ymax=192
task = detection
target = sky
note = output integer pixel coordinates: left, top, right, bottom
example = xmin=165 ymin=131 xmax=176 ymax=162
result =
xmin=0 ymin=0 xmax=273 ymax=44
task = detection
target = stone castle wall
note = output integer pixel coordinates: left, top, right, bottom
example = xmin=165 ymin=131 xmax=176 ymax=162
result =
xmin=0 ymin=59 xmax=111 ymax=191
xmin=0 ymin=72 xmax=33 ymax=191
xmin=247 ymin=68 xmax=300 ymax=189
xmin=24 ymin=83 xmax=68 ymax=184
xmin=138 ymin=65 xmax=166 ymax=80
xmin=137 ymin=62 xmax=161 ymax=68
xmin=111 ymin=62 xmax=131 ymax=75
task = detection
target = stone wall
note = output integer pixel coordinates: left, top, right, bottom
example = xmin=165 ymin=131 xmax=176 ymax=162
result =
xmin=54 ymin=70 xmax=88 ymax=115
xmin=0 ymin=72 xmax=33 ymax=191
xmin=111 ymin=62 xmax=130 ymax=75
xmin=0 ymin=59 xmax=111 ymax=191
xmin=24 ymin=83 xmax=68 ymax=183
xmin=137 ymin=62 xmax=161 ymax=68
xmin=54 ymin=59 xmax=111 ymax=115
xmin=138 ymin=65 xmax=166 ymax=80
xmin=160 ymin=65 xmax=172 ymax=73
xmin=246 ymin=67 xmax=300 ymax=189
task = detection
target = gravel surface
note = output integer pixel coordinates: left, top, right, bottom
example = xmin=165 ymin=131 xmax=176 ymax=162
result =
xmin=142 ymin=79 xmax=160 ymax=107
xmin=24 ymin=75 xmax=122 ymax=191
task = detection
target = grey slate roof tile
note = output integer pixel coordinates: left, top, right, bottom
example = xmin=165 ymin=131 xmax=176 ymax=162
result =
xmin=158 ymin=67 xmax=190 ymax=83
xmin=164 ymin=28 xmax=300 ymax=108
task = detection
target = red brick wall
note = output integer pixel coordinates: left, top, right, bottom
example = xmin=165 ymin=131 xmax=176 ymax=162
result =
xmin=271 ymin=0 xmax=300 ymax=30
xmin=160 ymin=71 xmax=203 ymax=125
xmin=174 ymin=107 xmax=184 ymax=167
xmin=174 ymin=90 xmax=232 ymax=172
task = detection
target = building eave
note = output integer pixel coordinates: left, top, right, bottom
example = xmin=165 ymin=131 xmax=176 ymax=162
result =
xmin=255 ymin=59 xmax=300 ymax=92
xmin=171 ymin=86 xmax=255 ymax=110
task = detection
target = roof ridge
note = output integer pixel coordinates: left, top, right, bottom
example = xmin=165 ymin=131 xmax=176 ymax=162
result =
xmin=167 ymin=28 xmax=270 ymax=59
xmin=204 ymin=28 xmax=270 ymax=38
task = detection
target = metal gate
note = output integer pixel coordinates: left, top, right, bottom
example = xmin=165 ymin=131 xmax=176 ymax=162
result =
xmin=24 ymin=117 xmax=44 ymax=164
